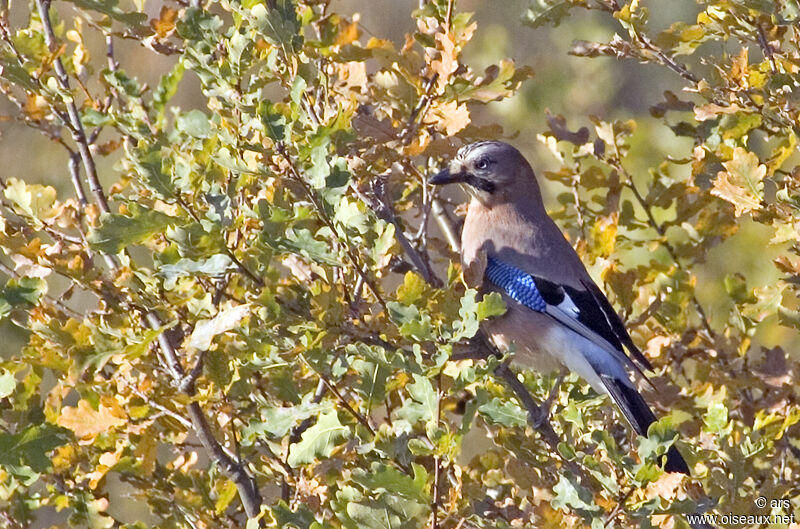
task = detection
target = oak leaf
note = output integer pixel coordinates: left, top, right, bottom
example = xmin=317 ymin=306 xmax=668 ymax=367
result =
xmin=429 ymin=99 xmax=470 ymax=136
xmin=57 ymin=400 xmax=127 ymax=439
xmin=711 ymin=147 xmax=765 ymax=216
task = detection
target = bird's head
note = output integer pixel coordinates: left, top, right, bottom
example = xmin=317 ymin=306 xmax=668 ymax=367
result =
xmin=429 ymin=141 xmax=539 ymax=206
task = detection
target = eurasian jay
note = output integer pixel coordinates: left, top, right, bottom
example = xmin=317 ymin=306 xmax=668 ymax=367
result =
xmin=430 ymin=140 xmax=689 ymax=474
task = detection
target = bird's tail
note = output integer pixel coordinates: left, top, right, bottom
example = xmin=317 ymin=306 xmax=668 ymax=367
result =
xmin=602 ymin=377 xmax=718 ymax=529
xmin=601 ymin=376 xmax=690 ymax=474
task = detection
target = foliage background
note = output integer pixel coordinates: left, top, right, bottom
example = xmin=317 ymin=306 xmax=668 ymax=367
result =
xmin=1 ymin=0 xmax=799 ymax=528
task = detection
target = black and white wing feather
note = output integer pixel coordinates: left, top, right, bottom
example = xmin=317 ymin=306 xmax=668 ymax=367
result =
xmin=485 ymin=256 xmax=649 ymax=377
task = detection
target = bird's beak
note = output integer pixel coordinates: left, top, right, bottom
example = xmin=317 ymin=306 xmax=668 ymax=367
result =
xmin=429 ymin=166 xmax=468 ymax=186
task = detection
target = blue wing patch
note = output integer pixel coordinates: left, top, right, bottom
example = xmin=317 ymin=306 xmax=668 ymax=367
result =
xmin=484 ymin=255 xmax=650 ymax=377
xmin=485 ymin=255 xmax=546 ymax=312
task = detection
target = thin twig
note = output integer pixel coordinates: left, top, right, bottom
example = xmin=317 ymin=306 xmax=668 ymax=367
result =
xmin=431 ymin=197 xmax=461 ymax=254
xmin=225 ymin=248 xmax=264 ymax=287
xmin=179 ymin=350 xmax=206 ymax=394
xmin=401 ymin=74 xmax=439 ymax=145
xmin=289 ymin=379 xmax=328 ymax=444
xmin=186 ymin=401 xmax=263 ymax=516
xmin=363 ymin=173 xmax=441 ymax=286
xmin=319 ymin=373 xmax=376 ymax=436
xmin=570 ymin=169 xmax=586 ymax=237
xmin=68 ymin=153 xmax=89 ymax=208
xmin=756 ymin=23 xmax=778 ymax=73
xmin=105 ymin=34 xmax=119 ymax=71
xmin=444 ymin=0 xmax=454 ymax=30
xmin=130 ymin=386 xmax=194 ymax=429
xmin=636 ymin=32 xmax=698 ymax=84
xmin=431 ymin=373 xmax=442 ymax=529
xmin=493 ymin=357 xmax=583 ymax=477
xmin=174 ymin=196 xmax=264 ymax=287
xmin=0 ymin=18 xmax=24 ymax=65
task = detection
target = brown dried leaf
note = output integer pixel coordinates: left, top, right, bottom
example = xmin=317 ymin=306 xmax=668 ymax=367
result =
xmin=753 ymin=347 xmax=793 ymax=388
xmin=352 ymin=106 xmax=397 ymax=141
xmin=546 ymin=112 xmax=590 ymax=145
xmin=151 ymin=6 xmax=178 ymax=39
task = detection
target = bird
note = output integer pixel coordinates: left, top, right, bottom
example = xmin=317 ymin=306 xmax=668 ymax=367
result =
xmin=429 ymin=140 xmax=690 ymax=474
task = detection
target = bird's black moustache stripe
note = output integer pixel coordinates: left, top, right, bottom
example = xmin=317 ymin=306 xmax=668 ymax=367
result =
xmin=465 ymin=175 xmax=496 ymax=193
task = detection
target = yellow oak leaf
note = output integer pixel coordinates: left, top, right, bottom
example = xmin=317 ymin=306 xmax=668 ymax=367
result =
xmin=711 ymin=147 xmax=766 ymax=216
xmin=645 ymin=472 xmax=685 ymax=501
xmin=429 ymin=99 xmax=470 ymax=136
xmin=57 ymin=399 xmax=126 ymax=439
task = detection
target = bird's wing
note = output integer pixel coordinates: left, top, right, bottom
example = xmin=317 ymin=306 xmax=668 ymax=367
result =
xmin=580 ymin=278 xmax=652 ymax=370
xmin=485 ymin=255 xmax=651 ymax=380
xmin=485 ymin=256 xmax=689 ymax=473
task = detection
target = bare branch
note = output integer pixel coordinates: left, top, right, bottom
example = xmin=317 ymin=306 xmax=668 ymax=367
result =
xmin=756 ymin=23 xmax=778 ymax=73
xmin=187 ymin=402 xmax=263 ymax=517
xmin=401 ymin=74 xmax=439 ymax=145
xmin=430 ymin=198 xmax=461 ymax=254
xmin=363 ymin=173 xmax=441 ymax=287
xmin=430 ymin=373 xmax=443 ymax=529
xmin=34 ymin=0 xmax=111 ymax=215
xmin=68 ymin=153 xmax=89 ymax=208
xmin=130 ymin=386 xmax=194 ymax=429
xmin=140 ymin=308 xmax=263 ymax=520
xmin=178 ymin=350 xmax=206 ymax=394
xmin=636 ymin=32 xmax=699 ymax=84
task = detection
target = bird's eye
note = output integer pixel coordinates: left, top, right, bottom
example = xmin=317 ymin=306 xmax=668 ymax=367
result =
xmin=475 ymin=157 xmax=491 ymax=170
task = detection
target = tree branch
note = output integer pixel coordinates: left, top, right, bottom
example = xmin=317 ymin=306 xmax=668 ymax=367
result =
xmin=430 ymin=197 xmax=461 ymax=254
xmin=34 ymin=0 xmax=110 ymax=215
xmin=401 ymin=74 xmax=438 ymax=145
xmin=361 ymin=172 xmax=441 ymax=287
xmin=68 ymin=153 xmax=89 ymax=208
